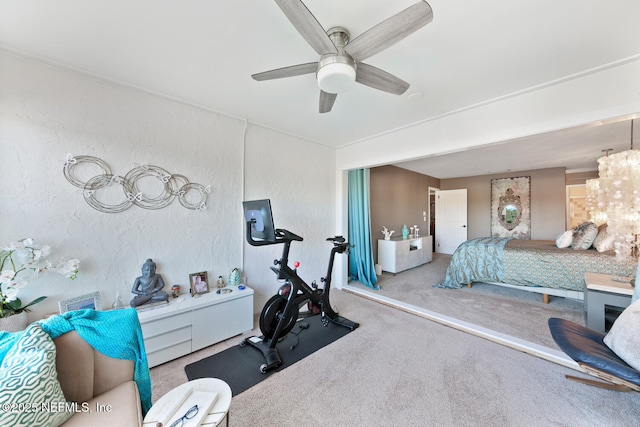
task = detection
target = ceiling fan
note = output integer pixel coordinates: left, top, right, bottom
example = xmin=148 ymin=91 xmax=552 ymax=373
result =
xmin=252 ymin=0 xmax=433 ymax=113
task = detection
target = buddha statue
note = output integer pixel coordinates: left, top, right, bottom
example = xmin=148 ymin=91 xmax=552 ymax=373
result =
xmin=130 ymin=258 xmax=169 ymax=307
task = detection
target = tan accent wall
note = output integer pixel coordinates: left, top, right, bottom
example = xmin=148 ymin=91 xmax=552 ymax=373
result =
xmin=440 ymin=168 xmax=567 ymax=240
xmin=369 ymin=166 xmax=440 ymax=261
xmin=370 ymin=167 xmax=568 ymax=259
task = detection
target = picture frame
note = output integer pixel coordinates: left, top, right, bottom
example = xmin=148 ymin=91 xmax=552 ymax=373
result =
xmin=59 ymin=291 xmax=102 ymax=314
xmin=189 ymin=271 xmax=210 ymax=295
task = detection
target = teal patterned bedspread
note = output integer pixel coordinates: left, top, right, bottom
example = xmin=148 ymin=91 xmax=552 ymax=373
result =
xmin=437 ymin=237 xmax=637 ymax=291
xmin=437 ymin=237 xmax=511 ymax=289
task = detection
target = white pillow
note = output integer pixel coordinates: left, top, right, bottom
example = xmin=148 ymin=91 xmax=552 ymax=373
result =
xmin=555 ymin=230 xmax=573 ymax=248
xmin=603 ymin=298 xmax=640 ymax=371
xmin=593 ymin=224 xmax=615 ymax=252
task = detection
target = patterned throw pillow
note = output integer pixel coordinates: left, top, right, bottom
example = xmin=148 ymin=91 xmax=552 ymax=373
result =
xmin=571 ymin=222 xmax=598 ymax=250
xmin=0 ymin=323 xmax=73 ymax=427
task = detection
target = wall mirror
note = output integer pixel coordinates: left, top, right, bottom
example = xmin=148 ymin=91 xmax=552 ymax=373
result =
xmin=491 ymin=176 xmax=530 ymax=239
xmin=498 ymin=188 xmax=522 ymax=230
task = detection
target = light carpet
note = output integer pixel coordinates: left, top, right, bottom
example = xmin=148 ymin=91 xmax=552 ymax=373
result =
xmin=347 ymin=253 xmax=585 ymax=350
xmin=150 ymin=289 xmax=640 ymax=426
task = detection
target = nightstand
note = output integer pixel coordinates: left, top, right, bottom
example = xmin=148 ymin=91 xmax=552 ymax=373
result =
xmin=584 ymin=272 xmax=634 ymax=333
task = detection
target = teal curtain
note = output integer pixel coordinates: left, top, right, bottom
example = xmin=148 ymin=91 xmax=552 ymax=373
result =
xmin=348 ymin=169 xmax=379 ymax=290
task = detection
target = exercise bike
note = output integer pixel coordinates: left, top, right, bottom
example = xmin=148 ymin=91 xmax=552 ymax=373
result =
xmin=241 ymin=221 xmax=359 ymax=373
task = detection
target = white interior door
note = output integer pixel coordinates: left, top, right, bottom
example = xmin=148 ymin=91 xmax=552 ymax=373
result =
xmin=435 ymin=189 xmax=468 ymax=254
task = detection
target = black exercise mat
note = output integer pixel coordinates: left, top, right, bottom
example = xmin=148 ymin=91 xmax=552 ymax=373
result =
xmin=184 ymin=315 xmax=354 ymax=396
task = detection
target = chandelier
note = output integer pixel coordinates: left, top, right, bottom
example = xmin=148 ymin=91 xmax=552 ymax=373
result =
xmin=585 ymin=177 xmax=607 ymax=226
xmin=591 ymin=119 xmax=640 ymax=260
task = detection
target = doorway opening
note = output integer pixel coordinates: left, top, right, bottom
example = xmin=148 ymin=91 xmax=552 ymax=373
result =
xmin=566 ymin=184 xmax=587 ymax=229
xmin=428 ymin=186 xmax=439 ymax=252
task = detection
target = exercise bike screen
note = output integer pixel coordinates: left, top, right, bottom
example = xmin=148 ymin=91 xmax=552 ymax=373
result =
xmin=243 ymin=199 xmax=276 ymax=242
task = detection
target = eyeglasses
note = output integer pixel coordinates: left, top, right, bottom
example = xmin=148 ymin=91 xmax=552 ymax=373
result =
xmin=169 ymin=405 xmax=199 ymax=427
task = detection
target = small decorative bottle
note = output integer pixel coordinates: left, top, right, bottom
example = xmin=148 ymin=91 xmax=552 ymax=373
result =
xmin=402 ymin=224 xmax=409 ymax=239
xmin=229 ymin=268 xmax=241 ymax=287
xmin=112 ymin=290 xmax=123 ymax=310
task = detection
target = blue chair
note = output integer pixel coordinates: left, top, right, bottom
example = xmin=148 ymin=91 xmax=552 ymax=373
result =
xmin=548 ymin=317 xmax=640 ymax=392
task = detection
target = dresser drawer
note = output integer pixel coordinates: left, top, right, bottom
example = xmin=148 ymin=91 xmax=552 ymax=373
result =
xmin=147 ymin=340 xmax=192 ymax=367
xmin=144 ymin=325 xmax=191 ymax=353
xmin=140 ymin=311 xmax=191 ymax=339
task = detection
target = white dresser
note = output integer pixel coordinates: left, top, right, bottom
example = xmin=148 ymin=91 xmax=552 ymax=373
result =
xmin=137 ymin=286 xmax=254 ymax=367
xmin=378 ymin=236 xmax=432 ymax=274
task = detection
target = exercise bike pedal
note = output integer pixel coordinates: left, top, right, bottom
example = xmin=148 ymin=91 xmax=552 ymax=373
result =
xmin=321 ymin=315 xmax=329 ymax=327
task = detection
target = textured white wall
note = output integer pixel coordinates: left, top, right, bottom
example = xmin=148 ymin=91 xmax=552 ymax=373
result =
xmin=243 ymin=125 xmax=336 ymax=310
xmin=0 ymin=51 xmax=335 ymax=320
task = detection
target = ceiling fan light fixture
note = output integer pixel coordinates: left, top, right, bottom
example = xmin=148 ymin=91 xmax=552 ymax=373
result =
xmin=317 ymin=55 xmax=356 ymax=94
xmin=252 ymin=1 xmax=434 ymax=111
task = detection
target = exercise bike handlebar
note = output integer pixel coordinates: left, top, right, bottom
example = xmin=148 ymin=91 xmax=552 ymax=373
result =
xmin=276 ymin=228 xmax=304 ymax=242
xmin=246 ymin=218 xmax=351 ymax=277
xmin=327 ymin=236 xmax=352 ymax=255
xmin=245 ymin=220 xmax=303 ymax=247
xmin=267 ymin=234 xmax=351 ymax=281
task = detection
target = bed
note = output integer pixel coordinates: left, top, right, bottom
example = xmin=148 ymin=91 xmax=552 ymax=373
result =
xmin=437 ymin=237 xmax=637 ymax=302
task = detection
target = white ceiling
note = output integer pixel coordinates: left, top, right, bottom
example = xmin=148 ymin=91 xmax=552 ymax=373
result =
xmin=1 ymin=0 xmax=639 ymax=178
xmin=396 ymin=118 xmax=640 ymax=178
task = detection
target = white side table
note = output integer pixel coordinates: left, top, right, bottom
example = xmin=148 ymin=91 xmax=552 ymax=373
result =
xmin=143 ymin=378 xmax=232 ymax=427
xmin=378 ymin=236 xmax=432 ymax=274
xmin=138 ymin=286 xmax=254 ymax=367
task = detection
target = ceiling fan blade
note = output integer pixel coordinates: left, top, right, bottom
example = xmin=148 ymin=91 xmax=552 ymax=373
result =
xmin=319 ymin=91 xmax=337 ymax=113
xmin=344 ymin=1 xmax=433 ymax=61
xmin=275 ymin=0 xmax=338 ymax=55
xmin=356 ymin=63 xmax=410 ymax=95
xmin=252 ymin=62 xmax=318 ymax=81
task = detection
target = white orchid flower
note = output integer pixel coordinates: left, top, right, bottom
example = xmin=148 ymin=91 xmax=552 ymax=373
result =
xmin=3 ymin=286 xmax=18 ymax=302
xmin=0 ymin=270 xmax=16 ymax=284
xmin=56 ymin=259 xmax=80 ymax=279
xmin=32 ymin=245 xmax=52 ymax=260
xmin=0 ymin=238 xmax=80 ymax=317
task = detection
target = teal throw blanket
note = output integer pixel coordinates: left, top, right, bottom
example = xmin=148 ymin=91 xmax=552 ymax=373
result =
xmin=0 ymin=308 xmax=152 ymax=415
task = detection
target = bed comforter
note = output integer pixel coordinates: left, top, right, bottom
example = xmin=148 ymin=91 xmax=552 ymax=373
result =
xmin=437 ymin=237 xmax=636 ymax=291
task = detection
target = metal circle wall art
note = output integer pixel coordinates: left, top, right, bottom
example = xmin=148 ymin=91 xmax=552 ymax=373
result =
xmin=63 ymin=154 xmax=210 ymax=213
